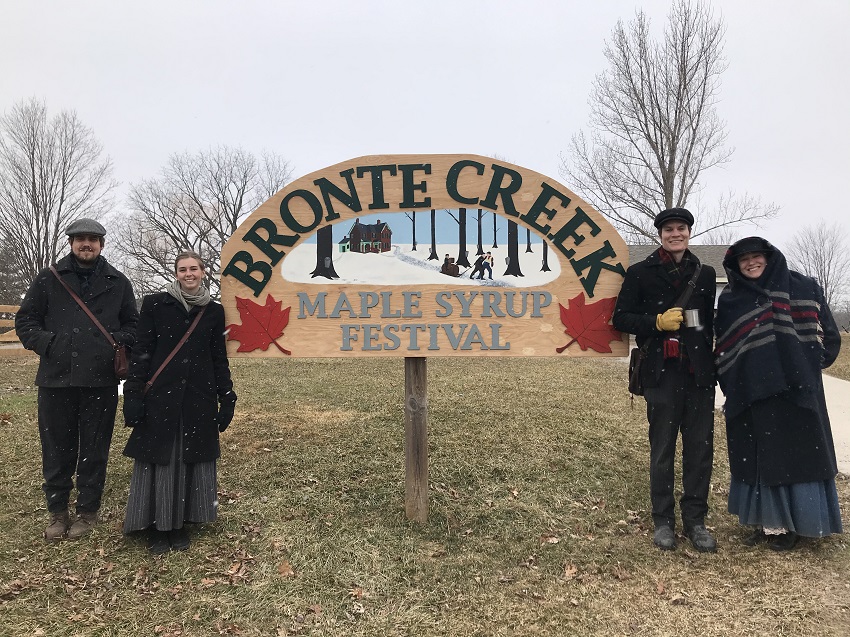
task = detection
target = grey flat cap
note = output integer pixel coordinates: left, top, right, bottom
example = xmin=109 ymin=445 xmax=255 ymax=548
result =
xmin=65 ymin=218 xmax=107 ymax=237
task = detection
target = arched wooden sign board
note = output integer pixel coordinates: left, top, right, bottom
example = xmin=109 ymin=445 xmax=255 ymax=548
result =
xmin=220 ymin=154 xmax=629 ymax=358
xmin=220 ymin=154 xmax=630 ymax=523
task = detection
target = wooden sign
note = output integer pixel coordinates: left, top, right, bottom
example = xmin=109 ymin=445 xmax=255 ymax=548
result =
xmin=220 ymin=154 xmax=629 ymax=357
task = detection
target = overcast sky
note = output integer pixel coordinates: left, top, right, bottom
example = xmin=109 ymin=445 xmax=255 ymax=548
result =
xmin=2 ymin=0 xmax=848 ymax=252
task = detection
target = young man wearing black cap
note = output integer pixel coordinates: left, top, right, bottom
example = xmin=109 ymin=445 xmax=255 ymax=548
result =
xmin=16 ymin=219 xmax=138 ymax=541
xmin=612 ymin=208 xmax=718 ymax=552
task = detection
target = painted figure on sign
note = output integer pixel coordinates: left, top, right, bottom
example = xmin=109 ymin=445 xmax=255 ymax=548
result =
xmin=482 ymin=252 xmax=494 ymax=279
xmin=469 ymin=254 xmax=486 ymax=279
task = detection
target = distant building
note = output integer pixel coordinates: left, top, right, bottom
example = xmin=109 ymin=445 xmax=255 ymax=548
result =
xmin=345 ymin=218 xmax=392 ymax=253
xmin=628 ymin=244 xmax=729 ymax=308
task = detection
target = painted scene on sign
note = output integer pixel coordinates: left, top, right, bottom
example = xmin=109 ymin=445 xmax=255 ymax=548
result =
xmin=281 ymin=210 xmax=562 ymax=287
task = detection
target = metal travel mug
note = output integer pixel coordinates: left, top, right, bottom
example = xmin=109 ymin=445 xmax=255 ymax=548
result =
xmin=684 ymin=309 xmax=702 ymax=329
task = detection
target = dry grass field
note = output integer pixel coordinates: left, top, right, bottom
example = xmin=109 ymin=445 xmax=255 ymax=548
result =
xmin=1 ymin=355 xmax=848 ymax=636
xmin=826 ymin=333 xmax=850 ymax=382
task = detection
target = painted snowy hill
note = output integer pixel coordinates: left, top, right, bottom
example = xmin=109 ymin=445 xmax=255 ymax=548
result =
xmin=281 ymin=243 xmax=561 ymax=287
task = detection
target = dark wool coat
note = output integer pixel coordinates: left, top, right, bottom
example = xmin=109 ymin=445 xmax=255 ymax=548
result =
xmin=612 ymin=249 xmax=717 ymax=389
xmin=15 ymin=254 xmax=139 ymax=387
xmin=122 ymin=293 xmax=233 ymax=465
xmin=715 ymin=242 xmax=841 ymax=485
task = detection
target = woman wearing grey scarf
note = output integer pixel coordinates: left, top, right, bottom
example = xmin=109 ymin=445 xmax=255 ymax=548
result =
xmin=122 ymin=251 xmax=237 ymax=554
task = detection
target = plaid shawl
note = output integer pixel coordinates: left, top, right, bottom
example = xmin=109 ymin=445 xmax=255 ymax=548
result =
xmin=714 ymin=241 xmax=824 ymax=419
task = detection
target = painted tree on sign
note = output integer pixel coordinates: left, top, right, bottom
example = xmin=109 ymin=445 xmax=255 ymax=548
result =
xmin=428 ymin=209 xmax=438 ymax=261
xmin=446 ymin=208 xmax=471 ymax=268
xmin=504 ymin=221 xmax=523 ymax=277
xmin=311 ymin=225 xmax=340 ymax=279
xmin=541 ymin=242 xmax=551 ymax=273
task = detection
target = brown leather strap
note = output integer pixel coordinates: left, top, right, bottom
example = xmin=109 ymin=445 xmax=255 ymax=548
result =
xmin=672 ymin=262 xmax=703 ymax=310
xmin=144 ymin=305 xmax=207 ymax=395
xmin=49 ymin=266 xmax=117 ymax=348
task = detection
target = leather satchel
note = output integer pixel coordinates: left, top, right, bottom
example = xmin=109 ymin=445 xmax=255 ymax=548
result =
xmin=50 ymin=266 xmax=130 ymax=380
xmin=628 ymin=346 xmax=646 ymax=396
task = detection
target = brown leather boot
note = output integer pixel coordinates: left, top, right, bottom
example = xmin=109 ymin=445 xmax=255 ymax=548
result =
xmin=44 ymin=510 xmax=70 ymax=541
xmin=67 ymin=511 xmax=98 ymax=540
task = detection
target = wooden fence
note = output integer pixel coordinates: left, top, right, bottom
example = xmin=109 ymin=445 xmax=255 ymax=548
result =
xmin=0 ymin=305 xmax=33 ymax=355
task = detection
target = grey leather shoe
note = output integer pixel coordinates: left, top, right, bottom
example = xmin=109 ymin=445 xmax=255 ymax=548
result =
xmin=653 ymin=526 xmax=676 ymax=550
xmin=686 ymin=525 xmax=717 ymax=553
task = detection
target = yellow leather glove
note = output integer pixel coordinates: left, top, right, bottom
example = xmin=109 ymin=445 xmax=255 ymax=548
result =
xmin=656 ymin=307 xmax=683 ymax=331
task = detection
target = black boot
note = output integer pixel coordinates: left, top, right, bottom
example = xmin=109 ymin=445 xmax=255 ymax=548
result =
xmin=768 ymin=531 xmax=798 ymax=551
xmin=169 ymin=527 xmax=190 ymax=551
xmin=147 ymin=529 xmax=170 ymax=555
xmin=742 ymin=527 xmax=767 ymax=546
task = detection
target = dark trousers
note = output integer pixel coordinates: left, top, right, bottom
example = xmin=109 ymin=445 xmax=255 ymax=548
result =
xmin=644 ymin=362 xmax=714 ymax=530
xmin=37 ymin=386 xmax=119 ymax=513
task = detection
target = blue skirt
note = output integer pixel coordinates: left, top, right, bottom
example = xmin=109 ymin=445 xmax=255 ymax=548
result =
xmin=728 ymin=477 xmax=843 ymax=537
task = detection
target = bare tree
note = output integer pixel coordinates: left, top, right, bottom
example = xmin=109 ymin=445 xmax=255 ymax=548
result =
xmin=786 ymin=222 xmax=850 ymax=309
xmin=504 ymin=220 xmax=523 ymax=277
xmin=540 ymin=241 xmax=551 ymax=272
xmin=311 ymin=225 xmax=339 ymax=279
xmin=475 ymin=208 xmax=485 ymax=255
xmin=404 ymin=210 xmax=417 ymax=250
xmin=445 ymin=208 xmax=471 ymax=267
xmin=113 ymin=146 xmax=292 ymax=298
xmin=0 ymin=98 xmax=116 ymax=291
xmin=428 ymin=209 xmax=438 ymax=260
xmin=560 ymin=0 xmax=777 ymax=244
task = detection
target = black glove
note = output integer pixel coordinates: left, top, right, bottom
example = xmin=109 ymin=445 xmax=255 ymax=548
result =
xmin=217 ymin=391 xmax=237 ymax=432
xmin=123 ymin=394 xmax=145 ymax=427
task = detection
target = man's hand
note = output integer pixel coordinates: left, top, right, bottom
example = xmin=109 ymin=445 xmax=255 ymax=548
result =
xmin=656 ymin=307 xmax=684 ymax=331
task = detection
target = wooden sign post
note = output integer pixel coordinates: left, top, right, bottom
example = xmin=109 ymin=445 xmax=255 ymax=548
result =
xmin=219 ymin=154 xmax=630 ymax=523
xmin=404 ymin=357 xmax=428 ymax=523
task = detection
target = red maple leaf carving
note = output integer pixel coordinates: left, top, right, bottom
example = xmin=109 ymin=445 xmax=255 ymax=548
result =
xmin=226 ymin=295 xmax=292 ymax=355
xmin=556 ymin=293 xmax=620 ymax=354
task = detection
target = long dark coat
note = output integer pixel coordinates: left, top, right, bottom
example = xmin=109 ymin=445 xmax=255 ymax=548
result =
xmin=122 ymin=293 xmax=233 ymax=465
xmin=612 ymin=249 xmax=716 ymax=389
xmin=15 ymin=254 xmax=139 ymax=387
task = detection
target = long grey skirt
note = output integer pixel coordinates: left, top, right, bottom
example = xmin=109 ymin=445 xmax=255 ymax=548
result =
xmin=123 ymin=422 xmax=218 ymax=533
xmin=728 ymin=477 xmax=843 ymax=538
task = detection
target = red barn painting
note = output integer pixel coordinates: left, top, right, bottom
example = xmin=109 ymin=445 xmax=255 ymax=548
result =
xmin=346 ymin=218 xmax=392 ymax=253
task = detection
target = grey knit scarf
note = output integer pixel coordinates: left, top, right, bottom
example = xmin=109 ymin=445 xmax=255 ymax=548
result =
xmin=166 ymin=279 xmax=211 ymax=313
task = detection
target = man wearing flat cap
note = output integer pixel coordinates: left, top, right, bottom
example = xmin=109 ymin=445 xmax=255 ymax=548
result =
xmin=16 ymin=218 xmax=138 ymax=541
xmin=612 ymin=208 xmax=718 ymax=552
